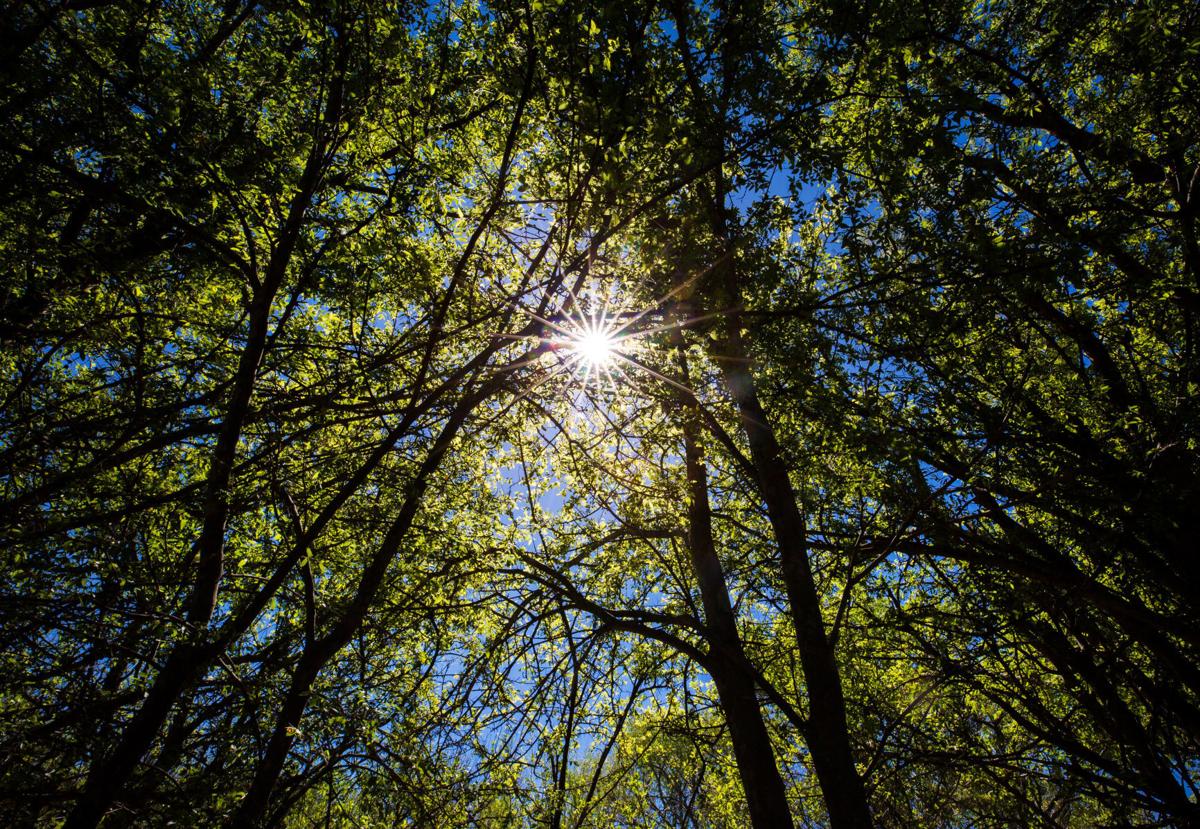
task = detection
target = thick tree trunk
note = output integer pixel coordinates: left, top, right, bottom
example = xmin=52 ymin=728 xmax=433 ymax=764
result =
xmin=713 ymin=326 xmax=873 ymax=829
xmin=64 ymin=644 xmax=208 ymax=828
xmin=64 ymin=278 xmax=287 ymax=829
xmin=689 ymin=92 xmax=871 ymax=820
xmin=679 ymin=350 xmax=795 ymax=829
xmin=226 ymin=50 xmax=542 ymax=823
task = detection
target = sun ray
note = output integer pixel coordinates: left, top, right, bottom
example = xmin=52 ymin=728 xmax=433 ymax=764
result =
xmin=519 ymin=308 xmax=581 ymax=339
xmin=492 ymin=345 xmax=568 ymax=374
xmin=611 ymin=351 xmax=697 ymax=398
xmin=616 ymin=309 xmax=732 ymax=341
xmin=478 ymin=356 xmax=581 ymax=427
xmin=605 ymin=260 xmax=723 ymax=340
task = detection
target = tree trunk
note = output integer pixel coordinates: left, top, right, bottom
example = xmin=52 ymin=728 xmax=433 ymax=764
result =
xmin=63 ymin=42 xmax=349 ymax=826
xmin=713 ymin=327 xmax=873 ymax=829
xmin=228 ymin=378 xmax=497 ymax=826
xmin=679 ymin=347 xmax=795 ymax=829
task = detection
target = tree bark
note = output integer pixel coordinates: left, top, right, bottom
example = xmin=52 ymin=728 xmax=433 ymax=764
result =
xmin=678 ymin=346 xmax=795 ymax=829
xmin=663 ymin=4 xmax=873 ymax=817
xmin=709 ymin=304 xmax=873 ymax=829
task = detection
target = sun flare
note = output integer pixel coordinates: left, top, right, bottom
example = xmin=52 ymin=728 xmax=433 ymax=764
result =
xmin=519 ymin=282 xmax=645 ymax=393
xmin=573 ymin=328 xmax=616 ymax=368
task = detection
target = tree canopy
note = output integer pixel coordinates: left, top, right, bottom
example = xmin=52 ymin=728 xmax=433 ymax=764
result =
xmin=1 ymin=0 xmax=1197 ymax=826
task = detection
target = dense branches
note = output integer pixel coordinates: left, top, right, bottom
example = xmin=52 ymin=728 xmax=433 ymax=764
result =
xmin=1 ymin=0 xmax=1196 ymax=826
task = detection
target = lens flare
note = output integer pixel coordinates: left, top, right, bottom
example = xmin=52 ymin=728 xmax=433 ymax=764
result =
xmin=574 ymin=328 xmax=615 ymax=367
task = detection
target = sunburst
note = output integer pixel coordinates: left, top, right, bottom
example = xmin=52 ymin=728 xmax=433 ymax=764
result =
xmin=512 ymin=279 xmax=635 ymax=393
xmin=503 ymin=269 xmax=720 ymax=409
xmin=571 ymin=324 xmax=617 ymax=369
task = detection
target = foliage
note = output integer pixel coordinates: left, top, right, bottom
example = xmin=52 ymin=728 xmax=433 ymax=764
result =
xmin=0 ymin=0 xmax=1196 ymax=827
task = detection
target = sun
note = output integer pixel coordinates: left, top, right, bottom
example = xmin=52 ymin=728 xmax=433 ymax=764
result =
xmin=573 ymin=327 xmax=616 ymax=368
xmin=519 ymin=282 xmax=644 ymax=392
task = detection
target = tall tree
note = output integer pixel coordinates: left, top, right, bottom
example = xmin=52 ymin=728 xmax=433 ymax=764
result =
xmin=2 ymin=0 xmax=1197 ymax=826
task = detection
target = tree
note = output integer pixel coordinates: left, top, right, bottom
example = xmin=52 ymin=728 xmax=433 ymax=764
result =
xmin=1 ymin=0 xmax=1196 ymax=826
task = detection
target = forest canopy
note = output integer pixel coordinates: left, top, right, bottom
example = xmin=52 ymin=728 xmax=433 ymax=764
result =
xmin=1 ymin=0 xmax=1198 ymax=826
